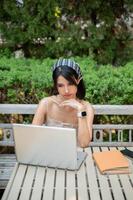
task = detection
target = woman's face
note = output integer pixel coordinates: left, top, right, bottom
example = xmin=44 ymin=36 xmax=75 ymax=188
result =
xmin=56 ymin=75 xmax=77 ymax=99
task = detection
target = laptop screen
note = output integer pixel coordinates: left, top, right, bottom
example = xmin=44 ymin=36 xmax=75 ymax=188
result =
xmin=13 ymin=124 xmax=78 ymax=169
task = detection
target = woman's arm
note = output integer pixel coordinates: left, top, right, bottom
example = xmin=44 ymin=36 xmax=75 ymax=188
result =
xmin=77 ymin=103 xmax=94 ymax=147
xmin=60 ymin=100 xmax=94 ymax=148
xmin=32 ymin=99 xmax=47 ymax=125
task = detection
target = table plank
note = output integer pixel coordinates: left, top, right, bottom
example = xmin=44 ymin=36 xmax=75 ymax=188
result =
xmin=66 ymin=170 xmax=76 ymax=200
xmin=102 ymin=147 xmax=125 ymax=200
xmin=85 ymin=147 xmax=101 ymax=200
xmin=1 ymin=163 xmax=19 ymax=200
xmin=117 ymin=147 xmax=133 ymax=200
xmin=126 ymin=147 xmax=133 ymax=181
xmin=19 ymin=165 xmax=36 ymax=200
xmin=31 ymin=166 xmax=46 ymax=200
xmin=42 ymin=168 xmax=55 ymax=200
xmin=54 ymin=169 xmax=65 ymax=200
xmin=92 ymin=147 xmax=112 ymax=200
xmin=118 ymin=173 xmax=133 ymax=200
xmin=7 ymin=164 xmax=27 ymax=200
xmin=77 ymin=163 xmax=88 ymax=200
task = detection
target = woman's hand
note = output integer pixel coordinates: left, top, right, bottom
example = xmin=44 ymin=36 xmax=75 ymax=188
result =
xmin=60 ymin=99 xmax=84 ymax=111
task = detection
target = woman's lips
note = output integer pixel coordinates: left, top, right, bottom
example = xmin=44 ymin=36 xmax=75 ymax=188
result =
xmin=63 ymin=94 xmax=72 ymax=97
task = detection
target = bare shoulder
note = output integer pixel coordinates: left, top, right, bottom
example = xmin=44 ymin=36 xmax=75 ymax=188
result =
xmin=38 ymin=97 xmax=48 ymax=106
xmin=39 ymin=96 xmax=53 ymax=105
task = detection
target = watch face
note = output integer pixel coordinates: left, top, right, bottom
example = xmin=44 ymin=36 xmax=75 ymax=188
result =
xmin=82 ymin=111 xmax=87 ymax=116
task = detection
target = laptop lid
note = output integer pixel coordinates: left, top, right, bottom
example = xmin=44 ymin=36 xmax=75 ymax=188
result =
xmin=13 ymin=124 xmax=86 ymax=170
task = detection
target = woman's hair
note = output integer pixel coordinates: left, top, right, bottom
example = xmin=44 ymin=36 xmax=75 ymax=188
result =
xmin=52 ymin=62 xmax=86 ymax=99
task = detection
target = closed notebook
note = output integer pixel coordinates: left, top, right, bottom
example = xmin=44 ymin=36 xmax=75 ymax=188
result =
xmin=92 ymin=150 xmax=131 ymax=175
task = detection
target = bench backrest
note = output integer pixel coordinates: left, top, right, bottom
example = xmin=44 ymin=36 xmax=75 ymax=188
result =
xmin=0 ymin=104 xmax=133 ymax=147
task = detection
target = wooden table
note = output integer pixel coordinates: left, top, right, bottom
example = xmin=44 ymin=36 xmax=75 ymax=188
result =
xmin=1 ymin=147 xmax=133 ymax=200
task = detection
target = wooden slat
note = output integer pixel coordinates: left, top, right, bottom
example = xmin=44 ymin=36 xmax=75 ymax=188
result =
xmin=0 ymin=155 xmax=16 ymax=170
xmin=93 ymin=105 xmax=133 ymax=115
xmin=92 ymin=147 xmax=113 ymax=200
xmin=117 ymin=147 xmax=133 ymax=200
xmin=85 ymin=147 xmax=101 ymax=200
xmin=93 ymin=124 xmax=133 ymax=129
xmin=0 ymin=104 xmax=133 ymax=115
xmin=6 ymin=164 xmax=27 ymax=200
xmin=19 ymin=165 xmax=36 ymax=200
xmin=0 ymin=154 xmax=16 ymax=189
xmin=54 ymin=169 xmax=65 ymax=200
xmin=77 ymin=163 xmax=88 ymax=200
xmin=118 ymin=173 xmax=133 ymax=200
xmin=90 ymin=142 xmax=133 ymax=147
xmin=0 ymin=124 xmax=12 ymax=128
xmin=0 ymin=141 xmax=14 ymax=146
xmin=42 ymin=168 xmax=55 ymax=200
xmin=1 ymin=163 xmax=19 ymax=200
xmin=102 ymin=147 xmax=125 ymax=200
xmin=0 ymin=104 xmax=37 ymax=114
xmin=126 ymin=147 xmax=133 ymax=182
xmin=0 ymin=167 xmax=15 ymax=180
xmin=66 ymin=170 xmax=76 ymax=200
xmin=31 ymin=166 xmax=46 ymax=200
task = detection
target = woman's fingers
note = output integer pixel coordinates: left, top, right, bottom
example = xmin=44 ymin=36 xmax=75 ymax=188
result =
xmin=60 ymin=99 xmax=82 ymax=110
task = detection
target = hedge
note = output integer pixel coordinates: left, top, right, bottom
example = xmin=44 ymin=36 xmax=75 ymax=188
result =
xmin=0 ymin=56 xmax=133 ymax=105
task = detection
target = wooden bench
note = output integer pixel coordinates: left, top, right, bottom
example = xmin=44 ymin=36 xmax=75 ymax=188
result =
xmin=0 ymin=104 xmax=133 ymax=199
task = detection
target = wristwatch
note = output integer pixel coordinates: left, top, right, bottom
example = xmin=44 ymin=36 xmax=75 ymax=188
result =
xmin=77 ymin=111 xmax=87 ymax=118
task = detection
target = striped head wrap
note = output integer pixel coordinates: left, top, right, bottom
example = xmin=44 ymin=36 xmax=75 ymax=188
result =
xmin=52 ymin=58 xmax=82 ymax=79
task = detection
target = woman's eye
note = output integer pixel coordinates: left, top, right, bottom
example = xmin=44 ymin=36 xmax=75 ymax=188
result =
xmin=57 ymin=84 xmax=63 ymax=87
xmin=57 ymin=83 xmax=74 ymax=88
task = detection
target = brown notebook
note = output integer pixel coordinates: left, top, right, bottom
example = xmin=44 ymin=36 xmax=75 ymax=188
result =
xmin=92 ymin=150 xmax=131 ymax=175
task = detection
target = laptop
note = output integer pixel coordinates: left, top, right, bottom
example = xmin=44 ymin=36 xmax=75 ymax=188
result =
xmin=13 ymin=124 xmax=87 ymax=170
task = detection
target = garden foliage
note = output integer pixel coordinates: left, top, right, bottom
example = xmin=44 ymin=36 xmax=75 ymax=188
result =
xmin=0 ymin=57 xmax=132 ymax=105
xmin=0 ymin=0 xmax=133 ymax=65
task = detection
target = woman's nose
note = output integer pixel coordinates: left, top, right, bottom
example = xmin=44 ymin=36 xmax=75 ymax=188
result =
xmin=65 ymin=86 xmax=69 ymax=93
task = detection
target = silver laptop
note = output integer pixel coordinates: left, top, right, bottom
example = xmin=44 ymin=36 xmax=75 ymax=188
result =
xmin=13 ymin=124 xmax=87 ymax=170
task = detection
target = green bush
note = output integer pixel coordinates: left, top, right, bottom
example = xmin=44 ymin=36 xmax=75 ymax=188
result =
xmin=0 ymin=56 xmax=133 ymax=105
xmin=0 ymin=47 xmax=12 ymax=58
xmin=84 ymin=63 xmax=133 ymax=104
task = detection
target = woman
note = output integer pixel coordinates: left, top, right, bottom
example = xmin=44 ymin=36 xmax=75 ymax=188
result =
xmin=32 ymin=58 xmax=94 ymax=147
